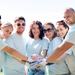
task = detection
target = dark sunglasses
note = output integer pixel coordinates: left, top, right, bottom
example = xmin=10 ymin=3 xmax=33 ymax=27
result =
xmin=17 ymin=23 xmax=25 ymax=26
xmin=44 ymin=28 xmax=53 ymax=33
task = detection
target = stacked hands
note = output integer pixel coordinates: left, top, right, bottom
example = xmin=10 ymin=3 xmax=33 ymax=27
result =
xmin=27 ymin=54 xmax=54 ymax=69
xmin=28 ymin=55 xmax=47 ymax=69
xmin=21 ymin=54 xmax=54 ymax=68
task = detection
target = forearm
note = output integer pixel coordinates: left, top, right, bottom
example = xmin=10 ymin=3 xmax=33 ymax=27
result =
xmin=2 ymin=46 xmax=28 ymax=62
xmin=47 ymin=42 xmax=73 ymax=63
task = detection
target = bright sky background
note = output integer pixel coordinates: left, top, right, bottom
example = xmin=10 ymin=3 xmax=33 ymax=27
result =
xmin=0 ymin=0 xmax=75 ymax=35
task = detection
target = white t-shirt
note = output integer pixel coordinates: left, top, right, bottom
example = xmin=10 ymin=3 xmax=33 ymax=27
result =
xmin=26 ymin=37 xmax=48 ymax=69
xmin=47 ymin=37 xmax=69 ymax=74
xmin=47 ymin=37 xmax=62 ymax=56
xmin=0 ymin=39 xmax=7 ymax=67
xmin=3 ymin=33 xmax=27 ymax=75
xmin=26 ymin=37 xmax=48 ymax=57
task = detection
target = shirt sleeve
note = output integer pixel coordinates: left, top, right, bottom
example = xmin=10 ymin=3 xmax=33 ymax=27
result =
xmin=66 ymin=32 xmax=75 ymax=44
xmin=0 ymin=39 xmax=7 ymax=51
xmin=53 ymin=37 xmax=62 ymax=50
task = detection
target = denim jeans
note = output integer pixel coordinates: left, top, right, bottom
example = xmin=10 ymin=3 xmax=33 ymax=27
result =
xmin=28 ymin=68 xmax=45 ymax=75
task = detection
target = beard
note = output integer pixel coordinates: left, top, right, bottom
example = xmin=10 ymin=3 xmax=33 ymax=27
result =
xmin=17 ymin=30 xmax=24 ymax=35
xmin=16 ymin=27 xmax=25 ymax=35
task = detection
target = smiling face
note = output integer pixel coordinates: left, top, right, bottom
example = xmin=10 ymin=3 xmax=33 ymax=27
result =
xmin=64 ymin=9 xmax=75 ymax=25
xmin=1 ymin=26 xmax=13 ymax=39
xmin=31 ymin=24 xmax=40 ymax=39
xmin=44 ymin=24 xmax=54 ymax=40
xmin=56 ymin=24 xmax=68 ymax=38
xmin=15 ymin=20 xmax=25 ymax=35
xmin=29 ymin=21 xmax=44 ymax=39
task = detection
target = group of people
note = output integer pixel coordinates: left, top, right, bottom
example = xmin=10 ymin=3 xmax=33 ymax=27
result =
xmin=0 ymin=7 xmax=75 ymax=75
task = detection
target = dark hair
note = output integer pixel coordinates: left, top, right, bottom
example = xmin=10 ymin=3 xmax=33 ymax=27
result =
xmin=29 ymin=21 xmax=44 ymax=39
xmin=57 ymin=20 xmax=69 ymax=30
xmin=44 ymin=22 xmax=57 ymax=39
xmin=14 ymin=16 xmax=25 ymax=23
xmin=0 ymin=15 xmax=1 ymax=19
xmin=0 ymin=15 xmax=2 ymax=30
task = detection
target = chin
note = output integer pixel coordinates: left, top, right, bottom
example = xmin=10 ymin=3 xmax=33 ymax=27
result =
xmin=68 ymin=23 xmax=74 ymax=25
xmin=17 ymin=31 xmax=24 ymax=34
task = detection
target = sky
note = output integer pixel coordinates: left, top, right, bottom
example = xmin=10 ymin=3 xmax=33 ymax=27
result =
xmin=0 ymin=0 xmax=75 ymax=34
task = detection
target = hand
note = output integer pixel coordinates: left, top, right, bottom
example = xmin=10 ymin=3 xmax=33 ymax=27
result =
xmin=46 ymin=58 xmax=56 ymax=64
xmin=27 ymin=57 xmax=36 ymax=63
xmin=31 ymin=54 xmax=42 ymax=61
xmin=46 ymin=57 xmax=54 ymax=65
xmin=20 ymin=57 xmax=28 ymax=64
xmin=35 ymin=58 xmax=47 ymax=68
xmin=40 ymin=58 xmax=47 ymax=66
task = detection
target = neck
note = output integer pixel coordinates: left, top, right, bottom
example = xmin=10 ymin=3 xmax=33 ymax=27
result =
xmin=49 ymin=38 xmax=52 ymax=41
xmin=34 ymin=36 xmax=39 ymax=40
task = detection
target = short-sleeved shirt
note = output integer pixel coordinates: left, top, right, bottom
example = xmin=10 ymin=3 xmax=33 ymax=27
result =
xmin=26 ymin=37 xmax=48 ymax=69
xmin=65 ymin=24 xmax=75 ymax=55
xmin=0 ymin=39 xmax=7 ymax=67
xmin=3 ymin=33 xmax=27 ymax=75
xmin=47 ymin=37 xmax=62 ymax=56
xmin=47 ymin=37 xmax=69 ymax=74
xmin=26 ymin=37 xmax=49 ymax=57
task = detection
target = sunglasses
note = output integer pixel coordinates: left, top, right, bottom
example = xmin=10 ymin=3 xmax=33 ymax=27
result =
xmin=44 ymin=28 xmax=53 ymax=33
xmin=17 ymin=23 xmax=25 ymax=26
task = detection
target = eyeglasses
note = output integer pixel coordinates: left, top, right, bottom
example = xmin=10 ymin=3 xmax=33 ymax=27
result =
xmin=17 ymin=23 xmax=25 ymax=26
xmin=43 ymin=28 xmax=53 ymax=33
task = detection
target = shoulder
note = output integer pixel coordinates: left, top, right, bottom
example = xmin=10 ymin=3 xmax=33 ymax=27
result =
xmin=40 ymin=38 xmax=49 ymax=48
xmin=66 ymin=30 xmax=75 ymax=44
xmin=26 ymin=37 xmax=34 ymax=45
xmin=53 ymin=37 xmax=62 ymax=42
xmin=11 ymin=33 xmax=17 ymax=38
xmin=41 ymin=38 xmax=49 ymax=43
xmin=52 ymin=37 xmax=63 ymax=47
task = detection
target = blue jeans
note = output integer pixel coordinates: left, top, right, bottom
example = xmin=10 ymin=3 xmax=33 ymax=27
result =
xmin=28 ymin=68 xmax=45 ymax=75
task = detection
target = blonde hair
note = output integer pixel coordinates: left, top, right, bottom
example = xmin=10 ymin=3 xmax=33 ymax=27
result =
xmin=1 ymin=22 xmax=13 ymax=30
